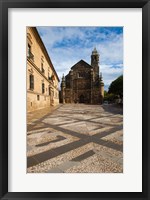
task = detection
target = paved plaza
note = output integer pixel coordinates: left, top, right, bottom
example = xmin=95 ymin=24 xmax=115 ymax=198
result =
xmin=27 ymin=104 xmax=123 ymax=173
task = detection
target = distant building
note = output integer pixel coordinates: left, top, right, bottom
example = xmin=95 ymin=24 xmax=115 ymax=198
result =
xmin=27 ymin=27 xmax=59 ymax=112
xmin=60 ymin=48 xmax=104 ymax=104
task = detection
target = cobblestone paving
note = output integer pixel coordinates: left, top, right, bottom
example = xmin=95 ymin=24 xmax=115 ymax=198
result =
xmin=27 ymin=104 xmax=123 ymax=173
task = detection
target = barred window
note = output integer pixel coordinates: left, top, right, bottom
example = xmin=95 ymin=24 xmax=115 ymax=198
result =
xmin=42 ymin=83 xmax=45 ymax=94
xmin=37 ymin=95 xmax=40 ymax=101
xmin=29 ymin=74 xmax=34 ymax=90
xmin=27 ymin=44 xmax=31 ymax=57
xmin=41 ymin=63 xmax=45 ymax=74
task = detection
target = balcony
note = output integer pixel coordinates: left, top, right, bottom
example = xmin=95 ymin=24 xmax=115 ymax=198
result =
xmin=27 ymin=52 xmax=34 ymax=62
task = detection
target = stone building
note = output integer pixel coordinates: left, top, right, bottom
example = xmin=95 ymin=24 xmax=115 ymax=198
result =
xmin=60 ymin=48 xmax=104 ymax=104
xmin=27 ymin=27 xmax=59 ymax=112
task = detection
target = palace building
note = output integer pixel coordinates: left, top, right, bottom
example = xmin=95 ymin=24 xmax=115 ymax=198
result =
xmin=27 ymin=27 xmax=59 ymax=112
xmin=60 ymin=48 xmax=104 ymax=104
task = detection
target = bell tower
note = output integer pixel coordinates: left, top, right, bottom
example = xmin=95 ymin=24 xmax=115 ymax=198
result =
xmin=91 ymin=47 xmax=99 ymax=79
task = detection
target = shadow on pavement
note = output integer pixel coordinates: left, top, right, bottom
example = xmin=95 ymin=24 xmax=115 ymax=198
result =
xmin=102 ymin=104 xmax=123 ymax=115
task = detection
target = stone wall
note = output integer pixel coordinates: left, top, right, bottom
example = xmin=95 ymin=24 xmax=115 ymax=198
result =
xmin=27 ymin=27 xmax=59 ymax=112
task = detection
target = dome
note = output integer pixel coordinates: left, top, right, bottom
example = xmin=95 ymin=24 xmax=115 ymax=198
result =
xmin=62 ymin=74 xmax=65 ymax=81
xmin=92 ymin=47 xmax=99 ymax=55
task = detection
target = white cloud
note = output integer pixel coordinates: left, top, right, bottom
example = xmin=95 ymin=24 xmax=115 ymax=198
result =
xmin=98 ymin=34 xmax=123 ymax=65
xmin=37 ymin=27 xmax=123 ymax=89
xmin=101 ymin=64 xmax=123 ymax=87
xmin=38 ymin=27 xmax=85 ymax=48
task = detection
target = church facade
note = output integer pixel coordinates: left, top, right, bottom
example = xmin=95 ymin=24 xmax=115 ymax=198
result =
xmin=60 ymin=48 xmax=104 ymax=104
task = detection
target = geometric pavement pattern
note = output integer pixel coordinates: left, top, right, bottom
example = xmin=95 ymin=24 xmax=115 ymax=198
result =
xmin=27 ymin=104 xmax=123 ymax=173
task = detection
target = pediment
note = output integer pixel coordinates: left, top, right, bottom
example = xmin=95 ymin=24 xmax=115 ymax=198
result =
xmin=71 ymin=60 xmax=92 ymax=70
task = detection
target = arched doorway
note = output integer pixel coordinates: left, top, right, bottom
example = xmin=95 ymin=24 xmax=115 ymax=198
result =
xmin=79 ymin=95 xmax=85 ymax=103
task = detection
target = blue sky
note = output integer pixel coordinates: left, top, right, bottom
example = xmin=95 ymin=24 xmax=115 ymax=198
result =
xmin=37 ymin=27 xmax=123 ymax=90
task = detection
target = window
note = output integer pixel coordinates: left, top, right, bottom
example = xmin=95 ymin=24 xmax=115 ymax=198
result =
xmin=27 ymin=44 xmax=34 ymax=61
xmin=41 ymin=63 xmax=45 ymax=74
xmin=42 ymin=83 xmax=45 ymax=94
xmin=29 ymin=74 xmax=34 ymax=90
xmin=27 ymin=44 xmax=31 ymax=57
xmin=48 ymin=72 xmax=51 ymax=80
xmin=44 ymin=96 xmax=46 ymax=101
xmin=78 ymin=72 xmax=85 ymax=78
xmin=37 ymin=95 xmax=40 ymax=101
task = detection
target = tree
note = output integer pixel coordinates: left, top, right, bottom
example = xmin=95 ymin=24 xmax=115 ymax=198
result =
xmin=108 ymin=75 xmax=123 ymax=98
xmin=104 ymin=90 xmax=115 ymax=102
